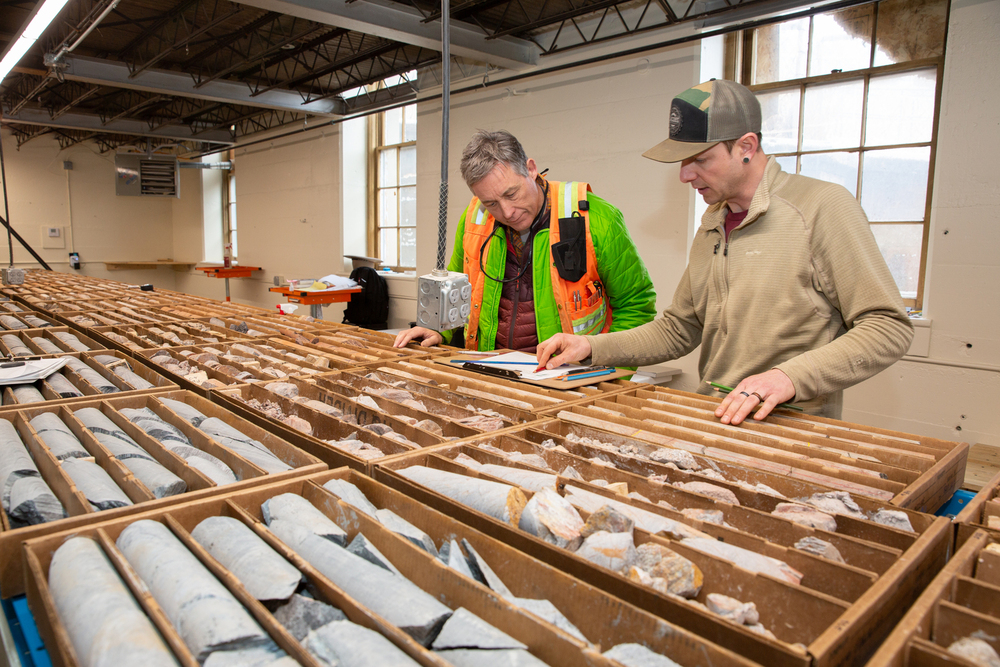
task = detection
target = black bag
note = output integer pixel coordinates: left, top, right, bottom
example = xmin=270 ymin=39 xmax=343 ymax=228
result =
xmin=342 ymin=266 xmax=389 ymax=330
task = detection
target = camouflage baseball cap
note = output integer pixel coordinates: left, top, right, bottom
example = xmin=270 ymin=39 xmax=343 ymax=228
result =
xmin=643 ymin=79 xmax=762 ymax=163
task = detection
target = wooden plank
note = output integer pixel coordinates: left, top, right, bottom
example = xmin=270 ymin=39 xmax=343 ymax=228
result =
xmin=964 ymin=443 xmax=1000 ymax=491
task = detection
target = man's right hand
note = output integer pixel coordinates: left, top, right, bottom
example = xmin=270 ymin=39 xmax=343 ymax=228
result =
xmin=393 ymin=327 xmax=444 ymax=348
xmin=535 ymin=333 xmax=592 ymax=370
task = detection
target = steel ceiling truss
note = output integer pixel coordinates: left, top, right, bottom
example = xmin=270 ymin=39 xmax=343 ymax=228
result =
xmin=401 ymin=0 xmax=784 ymax=55
xmin=1 ymin=0 xmax=812 ymax=152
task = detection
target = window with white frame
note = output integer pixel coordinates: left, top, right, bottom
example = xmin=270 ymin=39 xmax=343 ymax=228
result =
xmin=730 ymin=0 xmax=948 ymax=309
xmin=372 ymin=104 xmax=417 ymax=269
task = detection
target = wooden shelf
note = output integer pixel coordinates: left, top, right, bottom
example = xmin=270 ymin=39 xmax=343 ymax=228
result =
xmin=104 ymin=261 xmax=195 ymax=271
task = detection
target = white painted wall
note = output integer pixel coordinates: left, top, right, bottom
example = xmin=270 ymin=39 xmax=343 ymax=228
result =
xmin=232 ymin=125 xmax=345 ymax=317
xmin=0 ymin=133 xmax=183 ymax=288
xmin=840 ymin=0 xmax=1000 ymax=446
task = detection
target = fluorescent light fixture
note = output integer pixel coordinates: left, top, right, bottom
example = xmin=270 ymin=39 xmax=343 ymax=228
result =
xmin=0 ymin=0 xmax=72 ymax=83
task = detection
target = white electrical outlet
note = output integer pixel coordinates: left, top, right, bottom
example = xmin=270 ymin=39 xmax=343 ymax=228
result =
xmin=47 ymin=227 xmax=60 ymax=237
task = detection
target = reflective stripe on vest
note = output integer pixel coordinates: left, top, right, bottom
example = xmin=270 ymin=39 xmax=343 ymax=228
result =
xmin=462 ymin=179 xmax=611 ymax=350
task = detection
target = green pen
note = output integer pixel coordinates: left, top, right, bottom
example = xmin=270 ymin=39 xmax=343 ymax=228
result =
xmin=706 ymin=381 xmax=804 ymax=412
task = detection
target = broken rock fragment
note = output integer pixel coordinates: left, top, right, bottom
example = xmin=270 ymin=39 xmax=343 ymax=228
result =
xmin=603 ymin=643 xmax=682 ymax=667
xmin=306 ymin=619 xmax=421 ymax=666
xmin=397 ymin=466 xmax=527 ymax=527
xmin=431 ymin=607 xmax=527 ymax=651
xmin=794 ymin=536 xmax=845 ymax=563
xmin=802 ymin=491 xmax=865 ymax=520
xmin=772 ymin=503 xmax=837 ymax=532
xmin=262 ymin=493 xmax=347 ymax=545
xmin=947 ymin=637 xmax=1000 ymax=667
xmin=680 ymin=537 xmax=803 ymax=585
xmin=322 ymin=478 xmax=378 ymax=517
xmin=346 ymin=533 xmax=403 ymax=575
xmin=680 ymin=508 xmax=725 ymax=525
xmin=518 ymin=487 xmax=585 ymax=550
xmin=267 ymin=519 xmax=451 ymax=647
xmin=376 ymin=508 xmax=438 ymax=556
xmin=191 ymin=516 xmax=303 ymax=602
xmin=649 ymin=448 xmax=698 ymax=470
xmin=872 ymin=508 xmax=915 ymax=532
xmin=272 ymin=594 xmax=346 ymax=642
xmin=632 ymin=543 xmax=702 ymax=598
xmin=580 ymin=505 xmax=634 ymax=539
xmin=705 ymin=593 xmax=760 ymax=625
xmin=575 ymin=531 xmax=637 ymax=571
xmin=673 ymin=481 xmax=739 ymax=505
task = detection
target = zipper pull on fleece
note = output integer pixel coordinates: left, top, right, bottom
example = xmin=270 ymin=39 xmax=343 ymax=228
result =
xmin=713 ymin=242 xmax=720 ymax=255
xmin=723 ymin=244 xmax=729 ymax=257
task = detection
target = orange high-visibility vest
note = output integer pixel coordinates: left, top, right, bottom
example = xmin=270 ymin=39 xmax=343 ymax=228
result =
xmin=462 ymin=180 xmax=611 ymax=350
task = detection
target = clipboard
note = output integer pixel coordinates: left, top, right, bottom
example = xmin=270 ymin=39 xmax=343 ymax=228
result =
xmin=433 ymin=353 xmax=632 ymax=389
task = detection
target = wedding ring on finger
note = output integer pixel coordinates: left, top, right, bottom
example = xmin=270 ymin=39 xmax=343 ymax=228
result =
xmin=739 ymin=391 xmax=750 ymax=397
xmin=750 ymin=392 xmax=764 ymax=402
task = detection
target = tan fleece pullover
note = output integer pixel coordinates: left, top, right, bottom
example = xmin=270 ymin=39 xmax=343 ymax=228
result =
xmin=588 ymin=158 xmax=914 ymax=416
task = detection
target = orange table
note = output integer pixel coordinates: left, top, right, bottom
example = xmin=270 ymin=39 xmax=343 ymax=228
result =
xmin=196 ymin=265 xmax=262 ymax=301
xmin=269 ymin=285 xmax=361 ymax=319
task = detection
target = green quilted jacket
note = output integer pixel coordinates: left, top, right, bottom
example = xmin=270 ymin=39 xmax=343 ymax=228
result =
xmin=443 ymin=192 xmax=657 ymax=350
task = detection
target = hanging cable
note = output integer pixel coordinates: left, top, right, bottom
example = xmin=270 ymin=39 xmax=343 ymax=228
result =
xmin=436 ymin=0 xmax=450 ymax=270
xmin=0 ymin=115 xmax=14 ymax=266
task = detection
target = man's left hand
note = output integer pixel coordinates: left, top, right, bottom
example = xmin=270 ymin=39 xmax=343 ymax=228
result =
xmin=715 ymin=369 xmax=795 ymax=425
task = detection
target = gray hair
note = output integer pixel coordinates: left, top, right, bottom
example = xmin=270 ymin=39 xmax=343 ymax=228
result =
xmin=460 ymin=130 xmax=530 ymax=187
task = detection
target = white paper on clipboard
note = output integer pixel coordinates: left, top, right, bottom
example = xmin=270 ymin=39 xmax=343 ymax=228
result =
xmin=467 ymin=351 xmax=602 ymax=380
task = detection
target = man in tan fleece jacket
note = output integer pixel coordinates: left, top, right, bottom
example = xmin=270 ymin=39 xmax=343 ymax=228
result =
xmin=536 ymin=79 xmax=913 ymax=425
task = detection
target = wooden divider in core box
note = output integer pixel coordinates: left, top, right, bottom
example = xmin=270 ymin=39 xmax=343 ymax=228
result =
xmin=356 ymin=359 xmax=638 ymax=414
xmin=0 ymin=350 xmax=179 ymax=411
xmin=208 ymin=372 xmax=548 ymax=470
xmin=0 ymin=326 xmax=107 ymax=357
xmin=271 ymin=329 xmax=448 ymax=366
xmin=537 ymin=385 xmax=967 ymax=512
xmin=55 ymin=307 xmax=191 ymax=330
xmin=21 ymin=468 xmax=765 ymax=667
xmin=0 ymin=389 xmax=326 ymax=597
xmin=955 ymin=469 xmax=1000 ymax=545
xmin=133 ymin=340 xmax=337 ymax=396
xmin=0 ymin=309 xmax=60 ymax=329
xmin=371 ymin=428 xmax=953 ymax=667
xmin=89 ymin=319 xmax=257 ymax=354
xmin=866 ymin=529 xmax=1000 ymax=666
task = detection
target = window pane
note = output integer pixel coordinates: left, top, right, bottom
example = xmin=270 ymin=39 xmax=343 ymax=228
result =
xmin=379 ymin=149 xmax=397 ymax=188
xmin=800 ymin=152 xmax=859 ymax=196
xmin=775 ymin=155 xmax=797 ymax=174
xmin=400 ymin=186 xmax=416 ymax=227
xmin=860 ymin=146 xmax=930 ymax=222
xmin=874 ymin=0 xmax=948 ymax=66
xmin=379 ymin=189 xmax=398 ymax=227
xmin=230 ymin=231 xmax=238 ymax=257
xmin=404 ymin=104 xmax=417 ymax=142
xmin=399 ymin=145 xmax=416 ymax=186
xmin=384 ymin=108 xmax=403 ymax=145
xmin=754 ymin=18 xmax=808 ymax=84
xmin=802 ymin=80 xmax=864 ymax=151
xmin=809 ymin=6 xmax=873 ymax=76
xmin=757 ymin=88 xmax=800 ymax=154
xmin=400 ymin=227 xmax=416 ymax=267
xmin=865 ymin=69 xmax=936 ymax=146
xmin=380 ymin=228 xmax=398 ymax=266
xmin=870 ymin=223 xmax=923 ymax=297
